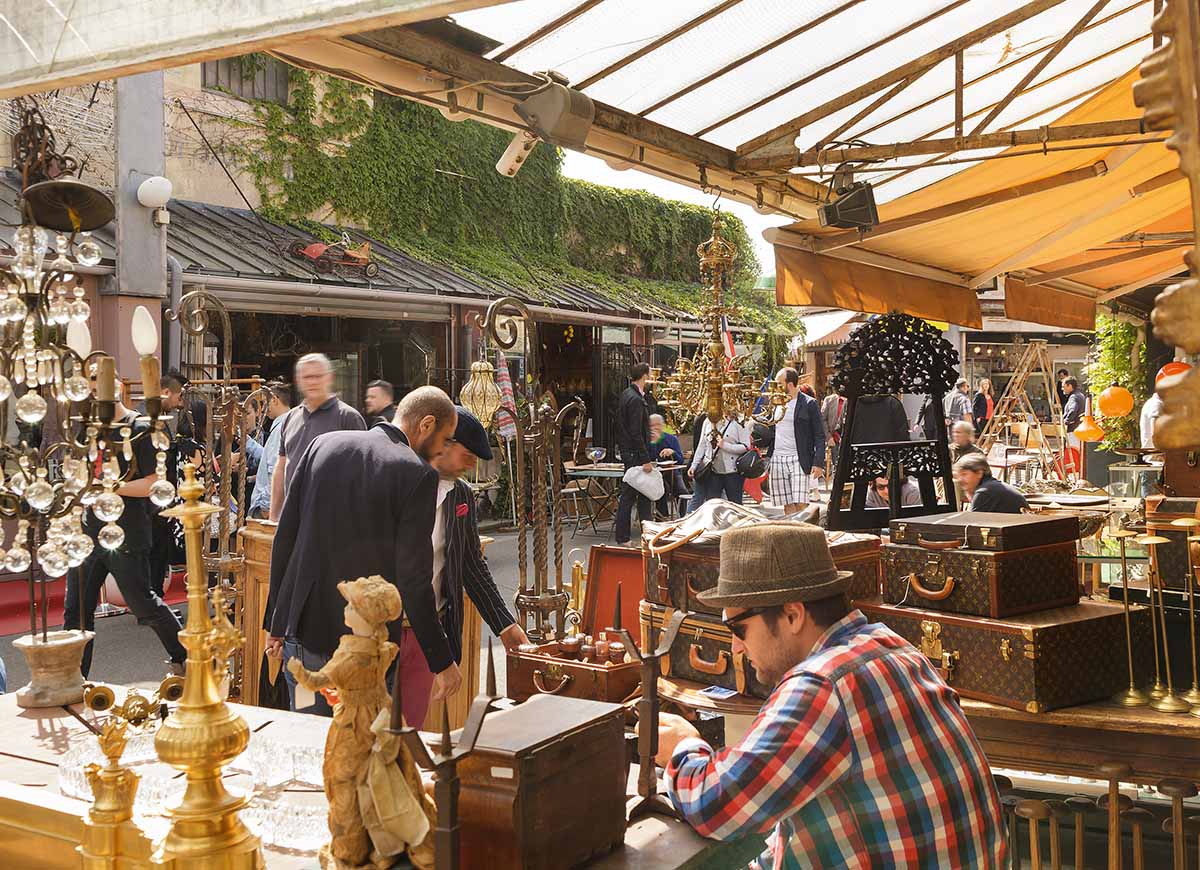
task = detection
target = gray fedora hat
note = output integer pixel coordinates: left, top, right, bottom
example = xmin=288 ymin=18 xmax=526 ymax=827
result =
xmin=697 ymin=521 xmax=852 ymax=608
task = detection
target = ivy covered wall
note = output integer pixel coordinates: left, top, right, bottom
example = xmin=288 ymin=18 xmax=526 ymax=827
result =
xmin=225 ymin=71 xmax=788 ymax=328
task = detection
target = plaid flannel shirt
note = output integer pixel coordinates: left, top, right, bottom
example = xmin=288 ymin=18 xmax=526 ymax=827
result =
xmin=666 ymin=612 xmax=1005 ymax=869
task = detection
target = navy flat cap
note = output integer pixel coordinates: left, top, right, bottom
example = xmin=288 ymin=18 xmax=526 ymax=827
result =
xmin=454 ymin=406 xmax=493 ymax=461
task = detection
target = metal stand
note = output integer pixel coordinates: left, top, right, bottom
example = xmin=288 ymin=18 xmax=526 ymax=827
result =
xmin=609 ymin=589 xmax=686 ymax=823
xmin=1110 ymin=529 xmax=1149 ymax=706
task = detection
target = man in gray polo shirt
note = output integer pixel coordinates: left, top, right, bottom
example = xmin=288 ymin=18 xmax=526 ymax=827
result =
xmin=269 ymin=353 xmax=365 ymax=521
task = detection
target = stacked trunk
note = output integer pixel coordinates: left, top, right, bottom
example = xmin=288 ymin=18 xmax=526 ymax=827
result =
xmin=864 ymin=511 xmax=1153 ymax=712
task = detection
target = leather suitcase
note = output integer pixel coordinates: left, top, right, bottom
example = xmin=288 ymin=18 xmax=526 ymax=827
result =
xmin=457 ymin=695 xmax=627 ymax=869
xmin=858 ymin=599 xmax=1153 ymax=712
xmin=890 ymin=511 xmax=1080 ymax=551
xmin=645 ymin=531 xmax=882 ymax=616
xmin=1163 ymin=450 xmax=1200 ymax=497
xmin=505 ymin=638 xmax=640 ymax=704
xmin=881 ymin=539 xmax=1079 ymax=617
xmin=640 ymin=599 xmax=771 ymax=699
xmin=1145 ymin=495 xmax=1200 ymax=590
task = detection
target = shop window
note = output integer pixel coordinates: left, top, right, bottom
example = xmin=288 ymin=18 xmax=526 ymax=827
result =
xmin=201 ymin=55 xmax=290 ymax=105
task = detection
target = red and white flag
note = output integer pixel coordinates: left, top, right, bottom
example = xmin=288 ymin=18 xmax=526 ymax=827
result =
xmin=494 ymin=350 xmax=518 ymax=440
xmin=720 ymin=315 xmax=736 ymax=365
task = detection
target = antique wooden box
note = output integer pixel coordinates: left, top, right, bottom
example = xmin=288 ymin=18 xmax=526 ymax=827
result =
xmin=506 ymin=544 xmax=641 ymax=704
xmin=645 ymin=530 xmax=882 ymax=616
xmin=890 ymin=511 xmax=1080 ymax=552
xmin=640 ymin=600 xmax=771 ymax=699
xmin=881 ymin=539 xmax=1079 ymax=617
xmin=1145 ymin=495 xmax=1200 ymax=590
xmin=457 ymin=695 xmax=627 ymax=870
xmin=858 ymin=599 xmax=1152 ymax=712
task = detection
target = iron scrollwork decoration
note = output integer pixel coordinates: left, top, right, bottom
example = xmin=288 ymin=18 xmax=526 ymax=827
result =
xmin=828 ymin=312 xmax=959 ymax=532
xmin=164 ymin=290 xmax=271 ymax=701
xmin=477 ymin=296 xmax=585 ymax=642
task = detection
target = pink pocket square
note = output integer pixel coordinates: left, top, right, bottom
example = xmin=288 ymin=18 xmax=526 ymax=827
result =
xmin=455 ymin=503 xmax=469 ymax=518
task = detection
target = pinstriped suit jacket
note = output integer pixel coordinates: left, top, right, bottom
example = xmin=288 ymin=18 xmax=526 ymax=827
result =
xmin=439 ymin=479 xmax=517 ymax=664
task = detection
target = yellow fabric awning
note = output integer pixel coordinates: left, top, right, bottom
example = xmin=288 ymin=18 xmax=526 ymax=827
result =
xmin=775 ymin=247 xmax=982 ymax=328
xmin=772 ymin=68 xmax=1190 ymax=329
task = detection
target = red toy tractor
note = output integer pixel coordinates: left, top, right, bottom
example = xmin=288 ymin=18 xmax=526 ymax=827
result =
xmin=288 ymin=232 xmax=380 ymax=278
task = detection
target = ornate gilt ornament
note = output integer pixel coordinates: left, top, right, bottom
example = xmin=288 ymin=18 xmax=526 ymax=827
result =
xmin=1135 ymin=0 xmax=1200 ymax=448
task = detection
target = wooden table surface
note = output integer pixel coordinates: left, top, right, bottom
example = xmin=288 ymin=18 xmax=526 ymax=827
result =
xmin=962 ymin=697 xmax=1200 ymax=783
xmin=0 ymin=691 xmax=751 ymax=868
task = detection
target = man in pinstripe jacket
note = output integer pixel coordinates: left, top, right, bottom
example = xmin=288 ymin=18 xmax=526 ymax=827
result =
xmin=395 ymin=406 xmax=529 ymax=727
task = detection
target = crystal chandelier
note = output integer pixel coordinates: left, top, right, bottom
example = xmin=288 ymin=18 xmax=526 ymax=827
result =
xmin=653 ymin=212 xmax=787 ymax=431
xmin=4 ymin=96 xmax=176 ymax=706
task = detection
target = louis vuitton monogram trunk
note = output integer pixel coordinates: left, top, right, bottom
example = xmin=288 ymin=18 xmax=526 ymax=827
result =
xmin=857 ymin=599 xmax=1152 ymax=712
xmin=881 ymin=539 xmax=1079 ymax=618
xmin=645 ymin=530 xmax=882 ymax=616
xmin=640 ymin=600 xmax=771 ymax=699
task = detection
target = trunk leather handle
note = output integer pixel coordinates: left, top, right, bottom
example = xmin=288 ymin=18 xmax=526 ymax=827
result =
xmin=905 ymin=572 xmax=956 ymax=601
xmin=532 ymin=670 xmax=573 ymax=695
xmin=917 ymin=536 xmax=963 ymax=550
xmin=734 ymin=651 xmax=748 ymax=695
xmin=649 ymin=525 xmax=705 ymax=555
xmin=689 ymin=644 xmax=729 ymax=675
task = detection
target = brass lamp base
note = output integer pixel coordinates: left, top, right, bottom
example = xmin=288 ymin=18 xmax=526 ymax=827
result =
xmin=1181 ymin=686 xmax=1200 ymax=706
xmin=1113 ymin=686 xmax=1150 ymax=707
xmin=1149 ymin=681 xmax=1168 ymax=700
xmin=1151 ymin=692 xmax=1194 ymax=714
xmin=12 ymin=629 xmax=92 ymax=708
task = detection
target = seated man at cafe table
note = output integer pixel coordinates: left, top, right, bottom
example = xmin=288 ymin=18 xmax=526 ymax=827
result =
xmin=954 ymin=453 xmax=1029 ymax=514
xmin=651 ymin=522 xmax=1005 ymax=869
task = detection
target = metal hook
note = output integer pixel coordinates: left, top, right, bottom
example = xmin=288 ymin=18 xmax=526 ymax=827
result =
xmin=710 ymin=187 xmax=723 ymax=212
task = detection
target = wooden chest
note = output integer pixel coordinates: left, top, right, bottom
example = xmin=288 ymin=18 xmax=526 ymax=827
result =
xmin=890 ymin=511 xmax=1080 ymax=551
xmin=1145 ymin=495 xmax=1200 ymax=590
xmin=645 ymin=530 xmax=882 ymax=615
xmin=640 ymin=600 xmax=771 ymax=699
xmin=881 ymin=539 xmax=1079 ymax=617
xmin=457 ymin=695 xmax=627 ymax=870
xmin=858 ymin=599 xmax=1152 ymax=712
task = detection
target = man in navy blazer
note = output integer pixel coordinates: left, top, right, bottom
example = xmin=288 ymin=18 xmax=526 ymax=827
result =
xmin=769 ymin=367 xmax=826 ymax=514
xmin=265 ymin=386 xmax=461 ymax=716
xmin=398 ymin=407 xmax=530 ymax=727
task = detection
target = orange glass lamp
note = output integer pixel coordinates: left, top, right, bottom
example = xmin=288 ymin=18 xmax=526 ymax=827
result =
xmin=1075 ymin=415 xmax=1105 ymax=443
xmin=1097 ymin=384 xmax=1135 ymax=418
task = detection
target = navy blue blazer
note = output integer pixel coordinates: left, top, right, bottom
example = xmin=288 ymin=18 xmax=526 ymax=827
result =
xmin=439 ymin=479 xmax=517 ymax=664
xmin=791 ymin=392 xmax=826 ymax=474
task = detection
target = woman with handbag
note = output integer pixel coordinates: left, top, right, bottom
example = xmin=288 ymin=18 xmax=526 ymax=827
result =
xmin=687 ymin=413 xmax=751 ymax=512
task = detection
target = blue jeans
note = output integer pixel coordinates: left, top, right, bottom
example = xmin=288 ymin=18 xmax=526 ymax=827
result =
xmin=282 ymin=638 xmax=333 ymax=717
xmin=688 ymin=472 xmax=744 ymax=513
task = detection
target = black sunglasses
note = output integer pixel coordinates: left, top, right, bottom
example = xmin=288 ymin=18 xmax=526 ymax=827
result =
xmin=722 ymin=607 xmax=776 ymax=641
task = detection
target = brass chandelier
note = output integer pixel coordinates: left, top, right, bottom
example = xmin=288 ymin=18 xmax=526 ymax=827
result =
xmin=653 ymin=212 xmax=787 ymax=432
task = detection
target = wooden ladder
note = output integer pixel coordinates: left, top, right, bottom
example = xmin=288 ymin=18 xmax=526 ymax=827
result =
xmin=976 ymin=340 xmax=1066 ymax=480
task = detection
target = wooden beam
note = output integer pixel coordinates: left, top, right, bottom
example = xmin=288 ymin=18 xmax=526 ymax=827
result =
xmin=1026 ymin=243 xmax=1190 ymax=284
xmin=493 ymin=0 xmax=604 ymax=62
xmin=970 ymin=0 xmax=1111 ymax=136
xmin=736 ymin=0 xmax=1072 ymax=161
xmin=810 ymin=69 xmax=931 ymax=158
xmin=636 ymin=0 xmax=866 ymax=118
xmin=345 ymin=26 xmax=738 ymax=170
xmin=697 ymin=0 xmax=968 ymax=138
xmin=1113 ymin=230 xmax=1193 ymax=242
xmin=813 ymin=161 xmax=1109 ymax=252
xmin=576 ymin=0 xmax=746 ymax=90
xmin=765 ymin=227 xmax=971 ymax=286
xmin=745 ymin=118 xmax=1148 ymax=169
xmin=954 ymin=50 xmax=964 ymax=137
xmin=1096 ymin=263 xmax=1187 ymax=301
xmin=1132 ymin=168 xmax=1184 ymax=194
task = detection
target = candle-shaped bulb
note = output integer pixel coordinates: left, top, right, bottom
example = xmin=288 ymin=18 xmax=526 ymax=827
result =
xmin=66 ymin=320 xmax=92 ymax=358
xmin=131 ymin=305 xmax=159 ymax=355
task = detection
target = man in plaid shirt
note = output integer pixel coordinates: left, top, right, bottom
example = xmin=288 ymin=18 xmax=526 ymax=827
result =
xmin=654 ymin=522 xmax=1005 ymax=868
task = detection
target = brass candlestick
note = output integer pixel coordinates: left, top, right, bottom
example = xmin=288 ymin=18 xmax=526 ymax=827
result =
xmin=1139 ymin=535 xmax=1192 ymax=713
xmin=153 ymin=464 xmax=262 ymax=867
xmin=1109 ymin=529 xmax=1149 ymax=707
xmin=1136 ymin=534 xmax=1168 ymax=700
xmin=1170 ymin=519 xmax=1200 ymax=707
